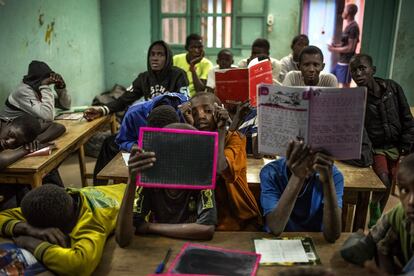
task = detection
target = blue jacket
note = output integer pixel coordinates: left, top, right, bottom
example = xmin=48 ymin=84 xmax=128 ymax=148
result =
xmin=115 ymin=93 xmax=188 ymax=152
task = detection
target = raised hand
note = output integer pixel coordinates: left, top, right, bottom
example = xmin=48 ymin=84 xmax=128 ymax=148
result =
xmin=83 ymin=106 xmax=104 ymax=121
xmin=52 ymin=73 xmax=66 ymax=89
xmin=178 ymin=102 xmax=194 ymax=125
xmin=312 ymin=152 xmax=334 ymax=184
xmin=128 ymin=145 xmax=156 ymax=183
xmin=286 ymin=140 xmax=314 ymax=180
xmin=213 ymin=103 xmax=230 ymax=130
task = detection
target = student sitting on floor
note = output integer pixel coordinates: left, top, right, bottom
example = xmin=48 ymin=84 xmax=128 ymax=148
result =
xmin=0 ymin=61 xmax=71 ymax=121
xmin=278 ymin=34 xmax=309 ymax=82
xmin=283 ymin=46 xmax=338 ymax=87
xmin=0 ymin=183 xmax=125 ymax=276
xmin=173 ymin=33 xmax=213 ymax=97
xmin=115 ymin=123 xmax=217 ymax=247
xmin=350 ymin=54 xmax=414 ymax=227
xmin=205 ymin=49 xmax=237 ymax=93
xmin=355 ymin=153 xmax=414 ymax=275
xmin=181 ymin=92 xmax=262 ymax=231
xmin=0 ymin=114 xmax=66 ymax=210
xmin=238 ymin=38 xmax=281 ymax=84
xmin=260 ymin=140 xmax=343 ymax=243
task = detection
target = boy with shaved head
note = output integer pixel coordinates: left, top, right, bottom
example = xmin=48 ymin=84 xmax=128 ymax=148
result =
xmin=181 ymin=92 xmax=262 ymax=230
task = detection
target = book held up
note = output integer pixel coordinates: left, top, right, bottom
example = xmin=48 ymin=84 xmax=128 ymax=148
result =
xmin=257 ymin=84 xmax=367 ymax=160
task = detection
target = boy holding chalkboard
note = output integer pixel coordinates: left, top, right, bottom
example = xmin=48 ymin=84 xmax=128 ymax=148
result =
xmin=182 ymin=92 xmax=262 ymax=231
xmin=115 ymin=123 xmax=217 ymax=247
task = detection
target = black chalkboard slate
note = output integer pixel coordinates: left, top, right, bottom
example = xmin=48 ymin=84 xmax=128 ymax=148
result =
xmin=137 ymin=127 xmax=218 ymax=190
xmin=167 ymin=243 xmax=260 ymax=276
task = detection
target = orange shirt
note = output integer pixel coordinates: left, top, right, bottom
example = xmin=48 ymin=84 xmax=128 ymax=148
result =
xmin=215 ymin=131 xmax=262 ymax=231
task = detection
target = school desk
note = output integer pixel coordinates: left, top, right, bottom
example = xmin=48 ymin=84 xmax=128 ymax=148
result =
xmin=98 ymin=154 xmax=385 ymax=231
xmin=246 ymin=158 xmax=386 ymax=232
xmin=0 ymin=115 xmax=115 ymax=188
xmin=93 ymin=232 xmax=362 ymax=276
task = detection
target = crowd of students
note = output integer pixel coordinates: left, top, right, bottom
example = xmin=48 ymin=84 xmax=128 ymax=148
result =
xmin=0 ymin=3 xmax=413 ymax=274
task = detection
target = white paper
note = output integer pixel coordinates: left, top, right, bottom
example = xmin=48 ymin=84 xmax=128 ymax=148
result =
xmin=254 ymin=239 xmax=309 ymax=263
xmin=257 ymin=84 xmax=309 ymax=156
xmin=122 ymin=153 xmax=130 ymax=166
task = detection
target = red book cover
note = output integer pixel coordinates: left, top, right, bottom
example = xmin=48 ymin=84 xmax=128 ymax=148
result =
xmin=248 ymin=59 xmax=273 ymax=106
xmin=215 ymin=68 xmax=249 ymax=106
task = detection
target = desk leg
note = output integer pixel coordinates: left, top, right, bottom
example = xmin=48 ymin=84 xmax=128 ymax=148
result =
xmin=78 ymin=145 xmax=87 ymax=187
xmin=32 ymin=174 xmax=43 ymax=188
xmin=353 ymin=191 xmax=371 ymax=231
xmin=110 ymin=113 xmax=117 ymax=134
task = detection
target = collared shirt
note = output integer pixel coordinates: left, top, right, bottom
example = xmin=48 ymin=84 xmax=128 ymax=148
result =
xmin=260 ymin=158 xmax=344 ymax=232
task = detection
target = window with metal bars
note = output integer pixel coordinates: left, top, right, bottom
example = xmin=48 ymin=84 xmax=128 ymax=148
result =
xmin=151 ymin=0 xmax=268 ymax=54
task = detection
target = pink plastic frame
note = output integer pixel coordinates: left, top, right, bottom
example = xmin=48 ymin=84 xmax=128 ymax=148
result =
xmin=137 ymin=127 xmax=218 ymax=190
xmin=167 ymin=242 xmax=261 ymax=276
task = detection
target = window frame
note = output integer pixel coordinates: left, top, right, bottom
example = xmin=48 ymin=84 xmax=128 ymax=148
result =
xmin=150 ymin=0 xmax=269 ymax=55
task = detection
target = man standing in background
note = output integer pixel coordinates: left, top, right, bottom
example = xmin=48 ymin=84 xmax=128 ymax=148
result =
xmin=328 ymin=3 xmax=360 ymax=88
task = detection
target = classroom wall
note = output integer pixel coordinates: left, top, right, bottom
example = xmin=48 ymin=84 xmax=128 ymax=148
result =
xmin=391 ymin=0 xmax=414 ymax=106
xmin=100 ymin=0 xmax=301 ymax=88
xmin=0 ymin=0 xmax=105 ymax=106
xmin=100 ymin=0 xmax=152 ymax=90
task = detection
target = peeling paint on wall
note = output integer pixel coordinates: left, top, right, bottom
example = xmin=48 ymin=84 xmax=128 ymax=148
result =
xmin=44 ymin=20 xmax=55 ymax=45
xmin=38 ymin=13 xmax=44 ymax=26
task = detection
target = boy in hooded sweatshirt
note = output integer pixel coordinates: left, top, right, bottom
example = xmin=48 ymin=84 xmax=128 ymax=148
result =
xmin=84 ymin=41 xmax=189 ymax=185
xmin=0 ymin=61 xmax=71 ymax=122
xmin=84 ymin=40 xmax=189 ymax=120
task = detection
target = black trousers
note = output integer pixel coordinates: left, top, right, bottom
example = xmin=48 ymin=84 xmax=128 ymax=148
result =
xmin=93 ymin=134 xmax=119 ymax=185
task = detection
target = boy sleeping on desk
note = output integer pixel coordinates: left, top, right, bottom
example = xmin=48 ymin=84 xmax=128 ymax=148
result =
xmin=0 ymin=114 xmax=66 ymax=210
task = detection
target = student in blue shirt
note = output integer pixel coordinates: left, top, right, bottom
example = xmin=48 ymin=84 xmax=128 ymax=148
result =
xmin=260 ymin=140 xmax=344 ymax=242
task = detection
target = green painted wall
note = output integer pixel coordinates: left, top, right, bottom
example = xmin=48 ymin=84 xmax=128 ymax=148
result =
xmin=100 ymin=0 xmax=151 ymax=89
xmin=0 ymin=0 xmax=105 ymax=106
xmin=391 ymin=0 xmax=414 ymax=105
xmin=267 ymin=0 xmax=301 ymax=59
xmin=100 ymin=0 xmax=300 ymax=79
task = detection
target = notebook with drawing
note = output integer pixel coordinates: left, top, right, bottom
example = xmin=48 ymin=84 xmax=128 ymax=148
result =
xmin=137 ymin=127 xmax=218 ymax=190
xmin=254 ymin=237 xmax=320 ymax=266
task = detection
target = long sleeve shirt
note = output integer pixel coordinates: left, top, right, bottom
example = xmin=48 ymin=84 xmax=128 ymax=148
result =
xmin=0 ymin=184 xmax=126 ymax=276
xmin=0 ymin=83 xmax=71 ymax=121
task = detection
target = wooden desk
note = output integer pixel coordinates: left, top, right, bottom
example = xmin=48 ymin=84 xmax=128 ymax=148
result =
xmin=410 ymin=106 xmax=414 ymax=116
xmin=98 ymin=154 xmax=385 ymax=231
xmin=0 ymin=116 xmax=112 ymax=188
xmin=94 ymin=232 xmax=362 ymax=276
xmin=246 ymin=159 xmax=386 ymax=232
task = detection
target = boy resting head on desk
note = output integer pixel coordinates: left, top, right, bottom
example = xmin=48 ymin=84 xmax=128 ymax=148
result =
xmin=0 ymin=114 xmax=66 ymax=210
xmin=0 ymin=60 xmax=71 ymax=122
xmin=178 ymin=92 xmax=262 ymax=231
xmin=115 ymin=123 xmax=217 ymax=248
xmin=260 ymin=140 xmax=344 ymax=243
xmin=0 ymin=183 xmax=126 ymax=276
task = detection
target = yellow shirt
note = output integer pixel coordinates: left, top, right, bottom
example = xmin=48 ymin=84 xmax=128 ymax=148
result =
xmin=173 ymin=53 xmax=213 ymax=97
xmin=0 ymin=184 xmax=126 ymax=276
